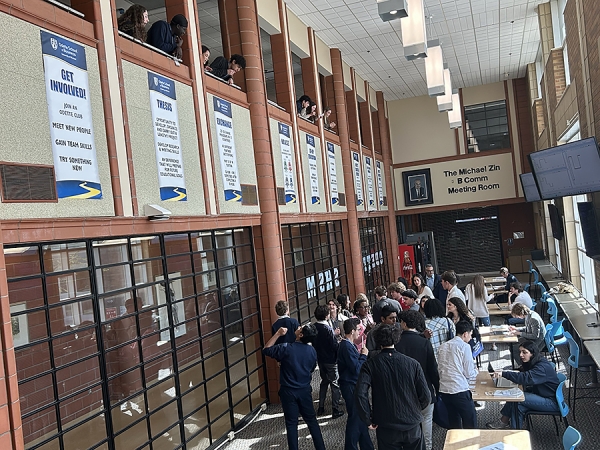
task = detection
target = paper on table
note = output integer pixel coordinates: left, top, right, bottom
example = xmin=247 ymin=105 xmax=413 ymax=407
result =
xmin=480 ymin=443 xmax=518 ymax=450
xmin=492 ymin=388 xmax=523 ymax=397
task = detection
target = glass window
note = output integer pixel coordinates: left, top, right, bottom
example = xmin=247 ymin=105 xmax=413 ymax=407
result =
xmin=359 ymin=217 xmax=391 ymax=300
xmin=464 ymin=101 xmax=511 ymax=153
xmin=573 ymin=194 xmax=598 ymax=302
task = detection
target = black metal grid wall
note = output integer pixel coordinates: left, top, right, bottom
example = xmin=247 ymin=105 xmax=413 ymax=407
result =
xmin=6 ymin=228 xmax=266 ymax=450
xmin=281 ymin=221 xmax=349 ymax=324
xmin=420 ymin=207 xmax=503 ymax=274
xmin=359 ymin=217 xmax=390 ymax=300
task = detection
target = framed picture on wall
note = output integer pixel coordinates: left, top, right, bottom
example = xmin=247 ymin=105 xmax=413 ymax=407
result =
xmin=403 ymin=168 xmax=433 ymax=207
xmin=10 ymin=303 xmax=29 ymax=348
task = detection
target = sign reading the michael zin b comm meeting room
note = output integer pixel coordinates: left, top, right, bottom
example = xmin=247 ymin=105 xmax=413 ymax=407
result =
xmin=148 ymin=72 xmax=186 ymax=201
xmin=214 ymin=97 xmax=242 ymax=202
xmin=41 ymin=31 xmax=102 ymax=199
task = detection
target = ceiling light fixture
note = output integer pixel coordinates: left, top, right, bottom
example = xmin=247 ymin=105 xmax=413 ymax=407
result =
xmin=448 ymin=91 xmax=462 ymax=129
xmin=425 ymin=39 xmax=444 ymax=96
xmin=377 ymin=0 xmax=408 ymax=22
xmin=401 ymin=0 xmax=427 ymax=60
xmin=437 ymin=66 xmax=453 ymax=111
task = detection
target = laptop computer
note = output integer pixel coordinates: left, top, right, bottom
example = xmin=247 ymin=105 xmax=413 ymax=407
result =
xmin=488 ymin=363 xmax=517 ymax=388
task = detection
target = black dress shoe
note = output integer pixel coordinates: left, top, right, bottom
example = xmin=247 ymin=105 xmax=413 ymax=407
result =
xmin=332 ymin=409 xmax=345 ymax=419
xmin=317 ymin=407 xmax=325 ymax=416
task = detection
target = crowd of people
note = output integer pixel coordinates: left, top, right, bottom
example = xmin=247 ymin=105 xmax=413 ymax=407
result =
xmin=117 ymin=6 xmax=247 ymax=85
xmin=297 ymin=95 xmax=337 ymax=130
xmin=263 ymin=265 xmax=562 ymax=450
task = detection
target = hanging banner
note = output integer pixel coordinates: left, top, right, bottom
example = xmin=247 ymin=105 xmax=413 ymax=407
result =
xmin=306 ymin=134 xmax=320 ymax=204
xmin=327 ymin=143 xmax=339 ymax=204
xmin=214 ymin=97 xmax=242 ymax=201
xmin=376 ymin=160 xmax=385 ymax=206
xmin=278 ymin=123 xmax=296 ymax=203
xmin=365 ymin=156 xmax=375 ymax=210
xmin=41 ymin=30 xmax=102 ymax=199
xmin=148 ymin=72 xmax=186 ymax=201
xmin=353 ymin=152 xmax=364 ymax=206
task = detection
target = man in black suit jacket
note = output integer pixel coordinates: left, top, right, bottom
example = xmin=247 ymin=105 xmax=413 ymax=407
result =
xmin=396 ymin=310 xmax=439 ymax=450
xmin=410 ymin=179 xmax=427 ymax=201
xmin=425 ymin=264 xmax=447 ymax=303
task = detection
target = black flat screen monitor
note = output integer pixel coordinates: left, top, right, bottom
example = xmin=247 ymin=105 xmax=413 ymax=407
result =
xmin=519 ymin=173 xmax=541 ymax=202
xmin=528 ymin=136 xmax=600 ymax=199
xmin=577 ymin=202 xmax=600 ymax=260
xmin=547 ymin=203 xmax=564 ymax=240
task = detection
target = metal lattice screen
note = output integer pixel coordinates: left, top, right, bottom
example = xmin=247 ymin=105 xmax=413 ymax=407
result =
xmin=420 ymin=206 xmax=502 ymax=274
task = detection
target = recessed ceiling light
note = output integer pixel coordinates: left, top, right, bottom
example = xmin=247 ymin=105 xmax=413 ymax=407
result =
xmin=390 ymin=10 xmax=398 ymax=15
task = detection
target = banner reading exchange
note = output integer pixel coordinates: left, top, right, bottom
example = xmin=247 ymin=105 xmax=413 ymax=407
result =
xmin=148 ymin=72 xmax=186 ymax=201
xmin=41 ymin=31 xmax=102 ymax=199
xmin=376 ymin=160 xmax=385 ymax=206
xmin=365 ymin=156 xmax=375 ymax=210
xmin=327 ymin=143 xmax=339 ymax=205
xmin=278 ymin=123 xmax=296 ymax=204
xmin=353 ymin=152 xmax=364 ymax=206
xmin=214 ymin=97 xmax=242 ymax=202
xmin=305 ymin=134 xmax=320 ymax=204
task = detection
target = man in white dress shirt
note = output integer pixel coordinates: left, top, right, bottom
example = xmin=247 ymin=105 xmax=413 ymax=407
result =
xmin=437 ymin=320 xmax=478 ymax=429
xmin=441 ymin=271 xmax=465 ymax=304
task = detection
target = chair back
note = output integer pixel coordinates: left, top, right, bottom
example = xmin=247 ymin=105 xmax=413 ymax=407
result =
xmin=547 ymin=299 xmax=559 ymax=323
xmin=556 ymin=378 xmax=569 ymax=418
xmin=527 ymin=259 xmax=534 ymax=273
xmin=564 ymin=331 xmax=579 ymax=369
xmin=532 ymin=268 xmax=539 ymax=284
xmin=563 ymin=426 xmax=582 ymax=450
xmin=545 ymin=323 xmax=555 ymax=353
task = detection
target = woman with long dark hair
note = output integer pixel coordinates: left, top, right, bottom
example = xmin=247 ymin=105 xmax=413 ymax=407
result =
xmin=118 ymin=4 xmax=149 ymax=42
xmin=446 ymin=297 xmax=475 ymax=325
xmin=487 ymin=340 xmax=560 ymax=429
xmin=412 ymin=273 xmax=433 ymax=301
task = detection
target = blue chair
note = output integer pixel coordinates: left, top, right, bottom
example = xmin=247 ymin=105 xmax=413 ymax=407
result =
xmin=525 ymin=268 xmax=540 ymax=291
xmin=545 ymin=320 xmax=568 ymax=367
xmin=525 ymin=372 xmax=569 ymax=435
xmin=563 ymin=426 xmax=582 ymax=450
xmin=547 ymin=298 xmax=559 ymax=323
xmin=539 ymin=291 xmax=554 ymax=320
xmin=564 ymin=331 xmax=596 ymax=421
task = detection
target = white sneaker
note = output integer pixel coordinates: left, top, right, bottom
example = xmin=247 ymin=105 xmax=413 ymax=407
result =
xmin=491 ymin=344 xmax=498 ymax=351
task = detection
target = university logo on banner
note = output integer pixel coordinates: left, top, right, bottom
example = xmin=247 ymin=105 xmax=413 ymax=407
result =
xmin=305 ymin=134 xmax=320 ymax=204
xmin=327 ymin=143 xmax=339 ymax=204
xmin=353 ymin=152 xmax=364 ymax=206
xmin=214 ymin=97 xmax=242 ymax=202
xmin=278 ymin=123 xmax=296 ymax=204
xmin=148 ymin=71 xmax=186 ymax=201
xmin=41 ymin=30 xmax=102 ymax=199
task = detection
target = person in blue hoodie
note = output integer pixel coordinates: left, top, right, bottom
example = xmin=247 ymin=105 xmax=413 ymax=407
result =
xmin=314 ymin=304 xmax=343 ymax=417
xmin=271 ymin=300 xmax=300 ymax=344
xmin=263 ymin=324 xmax=326 ymax=450
xmin=337 ymin=318 xmax=373 ymax=450
xmin=486 ymin=340 xmax=560 ymax=429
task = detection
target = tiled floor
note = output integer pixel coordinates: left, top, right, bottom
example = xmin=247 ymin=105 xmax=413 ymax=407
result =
xmin=222 ymin=311 xmax=599 ymax=450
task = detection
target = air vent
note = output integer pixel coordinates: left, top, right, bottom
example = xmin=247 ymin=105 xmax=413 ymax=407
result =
xmin=0 ymin=163 xmax=57 ymax=202
xmin=241 ymin=184 xmax=258 ymax=206
xmin=276 ymin=187 xmax=286 ymax=205
xmin=338 ymin=193 xmax=346 ymax=207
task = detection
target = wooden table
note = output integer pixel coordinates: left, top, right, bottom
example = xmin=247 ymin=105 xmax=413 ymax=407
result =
xmin=470 ymin=371 xmax=524 ymax=402
xmin=560 ymin=302 xmax=598 ymax=321
xmin=444 ymin=429 xmax=531 ymax=450
xmin=484 ymin=277 xmax=506 ymax=285
xmin=479 ymin=326 xmax=519 ymax=344
xmin=568 ymin=314 xmax=600 ymax=341
xmin=487 ymin=304 xmax=512 ymax=316
xmin=554 ymin=291 xmax=587 ymax=305
xmin=582 ymin=341 xmax=600 ymax=389
xmin=486 ymin=287 xmax=508 ymax=296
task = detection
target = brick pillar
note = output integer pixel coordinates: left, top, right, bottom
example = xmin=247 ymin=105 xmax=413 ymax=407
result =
xmin=270 ymin=33 xmax=293 ymax=113
xmin=376 ymin=92 xmax=400 ymax=281
xmin=219 ymin=0 xmax=247 ymax=91
xmin=537 ymin=2 xmax=554 ymax=64
xmin=331 ymin=48 xmax=366 ymax=296
xmin=0 ymin=232 xmax=23 ymax=450
xmin=360 ymin=83 xmax=374 ymax=150
xmin=236 ymin=0 xmax=287 ymax=401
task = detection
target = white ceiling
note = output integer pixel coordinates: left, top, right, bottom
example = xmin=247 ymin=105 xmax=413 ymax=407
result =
xmin=283 ymin=0 xmax=544 ymax=101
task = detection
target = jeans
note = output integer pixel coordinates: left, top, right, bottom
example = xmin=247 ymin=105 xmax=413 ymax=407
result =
xmin=506 ymin=317 xmax=525 ymax=326
xmin=421 ymin=402 xmax=434 ymax=450
xmin=478 ymin=317 xmax=491 ymax=326
xmin=376 ymin=424 xmax=425 ymax=450
xmin=318 ymin=363 xmax=342 ymax=411
xmin=279 ymin=386 xmax=326 ymax=450
xmin=440 ymin=390 xmax=477 ymax=429
xmin=501 ymin=392 xmax=559 ymax=429
xmin=340 ymin=381 xmax=374 ymax=450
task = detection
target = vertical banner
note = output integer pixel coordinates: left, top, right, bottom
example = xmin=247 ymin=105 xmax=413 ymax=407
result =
xmin=148 ymin=72 xmax=186 ymax=201
xmin=327 ymin=143 xmax=339 ymax=205
xmin=306 ymin=134 xmax=320 ymax=204
xmin=278 ymin=123 xmax=296 ymax=203
xmin=353 ymin=152 xmax=364 ymax=206
xmin=41 ymin=31 xmax=102 ymax=199
xmin=376 ymin=160 xmax=385 ymax=206
xmin=214 ymin=97 xmax=242 ymax=201
xmin=365 ymin=156 xmax=375 ymax=210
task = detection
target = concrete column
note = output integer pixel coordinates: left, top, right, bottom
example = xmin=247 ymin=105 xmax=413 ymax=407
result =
xmin=330 ymin=48 xmax=366 ymax=296
xmin=377 ymin=92 xmax=400 ymax=280
xmin=537 ymin=2 xmax=555 ymax=64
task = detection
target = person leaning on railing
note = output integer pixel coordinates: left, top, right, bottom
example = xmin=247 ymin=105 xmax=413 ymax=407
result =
xmin=146 ymin=14 xmax=188 ymax=60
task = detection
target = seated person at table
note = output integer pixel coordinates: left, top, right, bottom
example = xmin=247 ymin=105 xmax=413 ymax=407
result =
xmin=495 ymin=267 xmax=518 ymax=303
xmin=506 ymin=282 xmax=533 ymax=326
xmin=487 ymin=340 xmax=560 ymax=429
xmin=509 ymin=303 xmax=545 ymax=365
xmin=209 ymin=54 xmax=247 ymax=85
xmin=146 ymin=14 xmax=187 ymax=59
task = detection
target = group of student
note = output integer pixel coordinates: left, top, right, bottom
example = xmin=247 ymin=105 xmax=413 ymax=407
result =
xmin=296 ymin=95 xmax=336 ymax=130
xmin=263 ymin=265 xmax=564 ymax=450
xmin=117 ymin=5 xmax=247 ymax=85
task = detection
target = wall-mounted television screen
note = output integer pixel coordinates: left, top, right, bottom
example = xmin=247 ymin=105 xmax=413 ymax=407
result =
xmin=547 ymin=203 xmax=564 ymax=240
xmin=519 ymin=173 xmax=541 ymax=202
xmin=529 ymin=136 xmax=600 ymax=200
xmin=577 ymin=202 xmax=600 ymax=260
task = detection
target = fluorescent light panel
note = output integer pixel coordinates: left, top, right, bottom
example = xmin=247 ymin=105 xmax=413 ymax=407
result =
xmin=437 ymin=68 xmax=453 ymax=112
xmin=425 ymin=40 xmax=444 ymax=96
xmin=401 ymin=0 xmax=427 ymax=60
xmin=448 ymin=91 xmax=462 ymax=129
